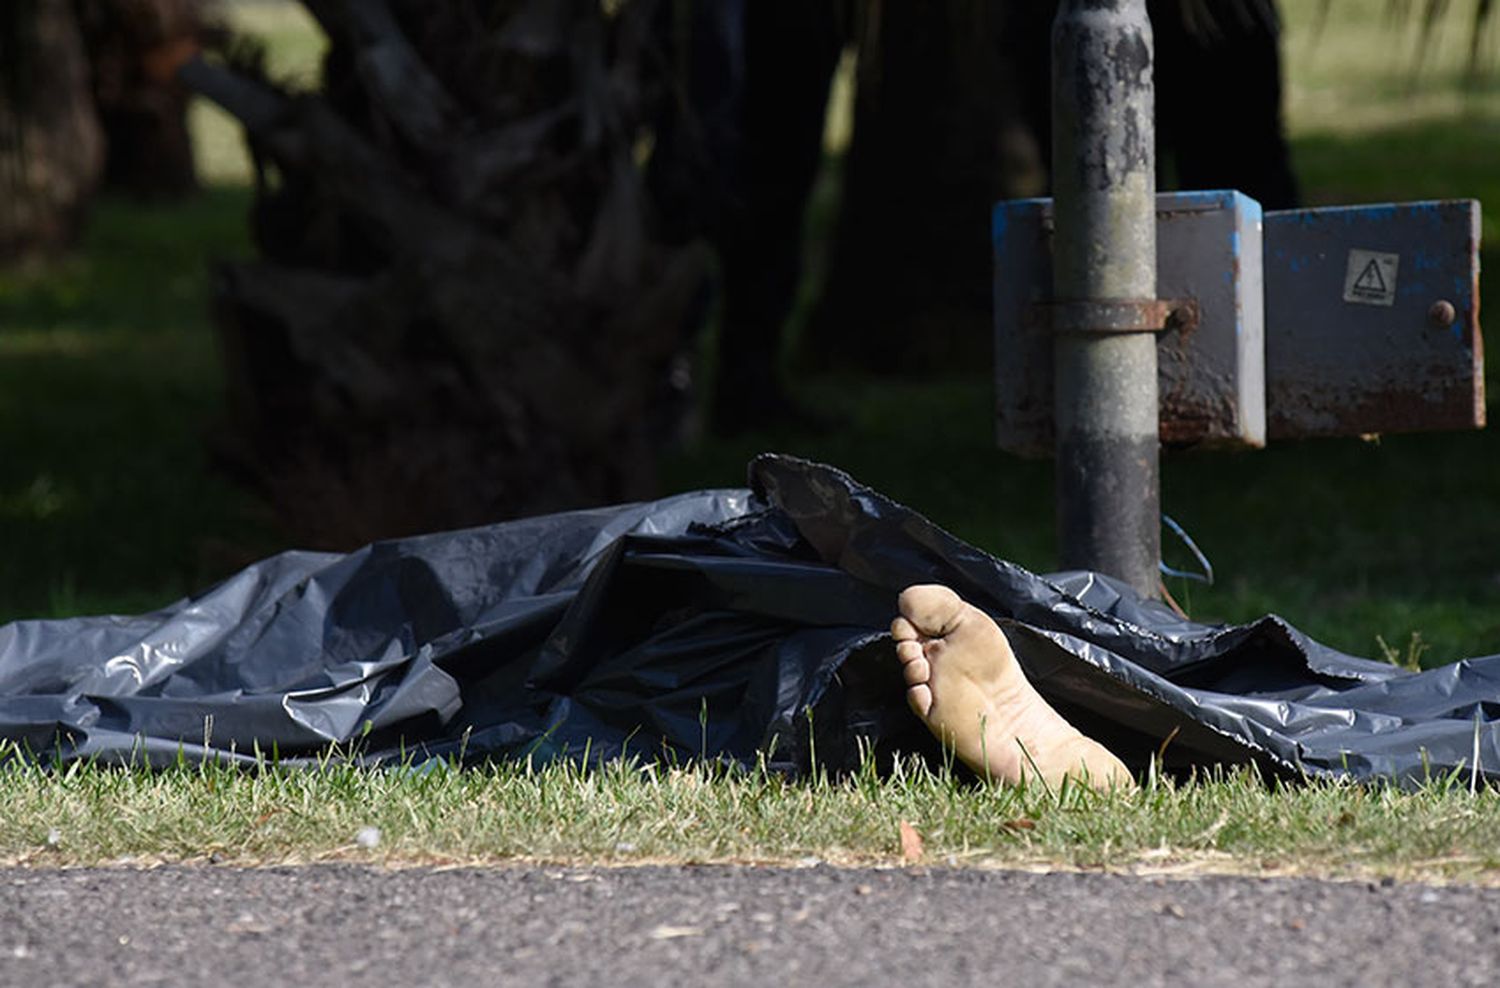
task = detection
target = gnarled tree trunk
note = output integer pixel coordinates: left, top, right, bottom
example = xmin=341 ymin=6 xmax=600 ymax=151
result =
xmin=186 ymin=0 xmax=704 ymax=548
xmin=0 ymin=0 xmax=106 ymax=258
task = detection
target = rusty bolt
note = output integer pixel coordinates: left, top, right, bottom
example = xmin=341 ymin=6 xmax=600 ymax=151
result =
xmin=1428 ymin=300 xmax=1457 ymax=328
xmin=1165 ymin=303 xmax=1200 ymax=334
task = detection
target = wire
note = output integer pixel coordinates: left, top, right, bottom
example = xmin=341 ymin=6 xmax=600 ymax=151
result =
xmin=1159 ymin=513 xmax=1214 ymax=585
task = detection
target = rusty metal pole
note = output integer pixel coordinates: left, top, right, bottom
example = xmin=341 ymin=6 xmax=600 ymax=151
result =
xmin=1051 ymin=0 xmax=1160 ymax=597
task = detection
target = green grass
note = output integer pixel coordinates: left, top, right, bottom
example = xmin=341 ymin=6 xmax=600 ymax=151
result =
xmin=0 ymin=189 xmax=278 ymax=619
xmin=1283 ymin=0 xmax=1500 ymax=136
xmin=6 ymin=0 xmax=1500 ymax=879
xmin=5 ymin=750 xmax=1500 ymax=882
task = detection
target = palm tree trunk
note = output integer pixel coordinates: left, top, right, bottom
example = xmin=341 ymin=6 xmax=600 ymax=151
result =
xmin=185 ymin=0 xmax=705 ymax=547
xmin=0 ymin=0 xmax=106 ymax=258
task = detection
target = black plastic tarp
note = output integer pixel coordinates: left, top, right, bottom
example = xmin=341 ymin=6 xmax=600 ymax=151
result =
xmin=2 ymin=454 xmax=1498 ymax=785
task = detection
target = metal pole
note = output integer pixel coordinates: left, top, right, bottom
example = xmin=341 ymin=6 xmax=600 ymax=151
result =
xmin=1051 ymin=0 xmax=1160 ymax=598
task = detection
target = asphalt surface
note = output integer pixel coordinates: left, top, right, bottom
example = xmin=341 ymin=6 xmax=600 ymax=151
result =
xmin=2 ymin=863 xmax=1499 ymax=986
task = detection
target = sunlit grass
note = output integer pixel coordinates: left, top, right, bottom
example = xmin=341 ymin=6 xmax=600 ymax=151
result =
xmin=192 ymin=0 xmax=328 ymax=185
xmin=5 ymin=747 xmax=1500 ymax=883
xmin=1283 ymin=0 xmax=1500 ymax=135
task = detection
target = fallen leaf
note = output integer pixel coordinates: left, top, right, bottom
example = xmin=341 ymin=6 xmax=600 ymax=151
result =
xmin=899 ymin=820 xmax=924 ymax=863
xmin=251 ymin=809 xmax=283 ymax=828
xmin=649 ymin=925 xmax=703 ymax=940
xmin=1004 ymin=817 xmax=1037 ymax=831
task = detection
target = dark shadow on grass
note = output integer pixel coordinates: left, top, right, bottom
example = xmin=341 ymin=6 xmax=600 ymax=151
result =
xmin=0 ymin=187 xmax=280 ymax=622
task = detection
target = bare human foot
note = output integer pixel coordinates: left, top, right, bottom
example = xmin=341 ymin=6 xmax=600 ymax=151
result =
xmin=891 ymin=584 xmax=1133 ymax=791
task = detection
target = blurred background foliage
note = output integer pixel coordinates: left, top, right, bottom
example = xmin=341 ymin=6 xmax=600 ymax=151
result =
xmin=0 ymin=0 xmax=1498 ymax=670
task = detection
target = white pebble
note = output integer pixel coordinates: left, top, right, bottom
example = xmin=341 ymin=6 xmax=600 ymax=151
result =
xmin=355 ymin=826 xmax=382 ymax=849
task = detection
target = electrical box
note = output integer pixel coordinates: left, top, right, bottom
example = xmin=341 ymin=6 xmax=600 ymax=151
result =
xmin=993 ymin=192 xmax=1483 ymax=455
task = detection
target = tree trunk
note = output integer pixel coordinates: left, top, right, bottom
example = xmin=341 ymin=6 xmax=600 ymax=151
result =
xmin=186 ymin=0 xmax=704 ymax=548
xmin=672 ymin=0 xmax=1047 ymax=412
xmin=800 ymin=0 xmax=1047 ymax=375
xmin=76 ymin=0 xmax=211 ymax=199
xmin=0 ymin=0 xmax=106 ymax=258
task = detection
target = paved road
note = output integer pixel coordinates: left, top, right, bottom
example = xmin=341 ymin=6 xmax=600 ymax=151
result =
xmin=2 ymin=864 xmax=1498 ymax=986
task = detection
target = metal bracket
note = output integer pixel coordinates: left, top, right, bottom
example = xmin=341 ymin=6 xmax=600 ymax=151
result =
xmin=1028 ymin=298 xmax=1200 ymax=334
xmin=995 ymin=190 xmax=1265 ymax=454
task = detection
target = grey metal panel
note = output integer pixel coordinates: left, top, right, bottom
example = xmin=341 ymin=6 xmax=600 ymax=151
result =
xmin=993 ymin=190 xmax=1266 ymax=457
xmin=1157 ymin=191 xmax=1265 ymax=449
xmin=1263 ymin=200 xmax=1484 ymax=439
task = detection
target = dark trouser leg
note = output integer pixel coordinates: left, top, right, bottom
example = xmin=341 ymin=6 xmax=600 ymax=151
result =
xmin=712 ymin=1 xmax=846 ymax=434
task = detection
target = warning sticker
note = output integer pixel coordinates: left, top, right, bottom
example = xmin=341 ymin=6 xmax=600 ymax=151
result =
xmin=1343 ymin=249 xmax=1399 ymax=307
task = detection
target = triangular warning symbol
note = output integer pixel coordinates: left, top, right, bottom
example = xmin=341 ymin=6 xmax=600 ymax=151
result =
xmin=1353 ymin=258 xmax=1386 ymax=293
